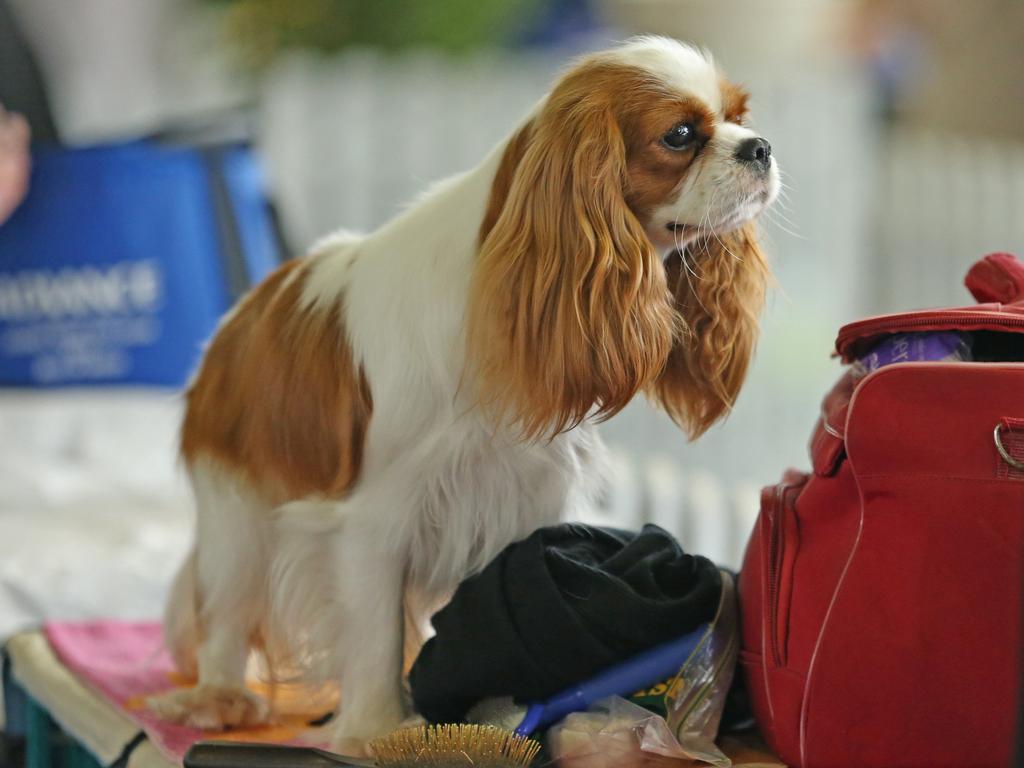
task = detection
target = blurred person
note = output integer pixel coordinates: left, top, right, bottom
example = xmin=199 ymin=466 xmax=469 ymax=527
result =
xmin=0 ymin=0 xmax=278 ymax=655
xmin=0 ymin=0 xmax=53 ymax=223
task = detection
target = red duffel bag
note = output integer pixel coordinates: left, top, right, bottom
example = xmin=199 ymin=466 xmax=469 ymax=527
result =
xmin=739 ymin=252 xmax=1024 ymax=768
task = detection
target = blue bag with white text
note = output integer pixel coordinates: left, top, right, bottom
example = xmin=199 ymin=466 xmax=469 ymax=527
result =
xmin=0 ymin=141 xmax=281 ymax=387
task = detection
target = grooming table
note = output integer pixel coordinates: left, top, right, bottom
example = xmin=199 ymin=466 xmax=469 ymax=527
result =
xmin=5 ymin=630 xmax=175 ymax=768
xmin=3 ymin=623 xmax=785 ymax=768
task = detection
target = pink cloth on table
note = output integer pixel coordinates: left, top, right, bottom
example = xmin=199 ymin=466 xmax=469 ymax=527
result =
xmin=44 ymin=620 xmax=205 ymax=763
xmin=43 ymin=621 xmax=330 ymax=765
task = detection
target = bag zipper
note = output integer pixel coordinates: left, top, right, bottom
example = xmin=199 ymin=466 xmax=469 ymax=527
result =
xmin=837 ymin=308 xmax=1024 ymax=360
xmin=765 ymin=473 xmax=807 ymax=667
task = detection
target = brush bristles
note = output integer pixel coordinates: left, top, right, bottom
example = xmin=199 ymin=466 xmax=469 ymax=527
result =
xmin=370 ymin=724 xmax=541 ymax=767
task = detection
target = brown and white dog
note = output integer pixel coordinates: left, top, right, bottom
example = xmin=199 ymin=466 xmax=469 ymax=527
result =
xmin=148 ymin=36 xmax=779 ymax=749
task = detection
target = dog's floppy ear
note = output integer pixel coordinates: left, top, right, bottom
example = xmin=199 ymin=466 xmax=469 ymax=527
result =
xmin=466 ymin=68 xmax=676 ymax=440
xmin=652 ymin=223 xmax=769 ymax=438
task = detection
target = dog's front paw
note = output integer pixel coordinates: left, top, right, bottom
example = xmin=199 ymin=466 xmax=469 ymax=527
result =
xmin=328 ymin=696 xmax=407 ymax=756
xmin=147 ymin=685 xmax=270 ymax=730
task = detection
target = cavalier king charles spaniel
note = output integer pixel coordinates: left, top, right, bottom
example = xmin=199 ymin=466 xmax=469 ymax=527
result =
xmin=149 ymin=36 xmax=780 ymax=749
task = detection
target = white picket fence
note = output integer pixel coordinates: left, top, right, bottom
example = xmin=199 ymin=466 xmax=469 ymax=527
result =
xmin=576 ymin=450 xmax=761 ymax=571
xmin=873 ymin=128 xmax=1024 ymax=312
xmin=258 ymin=50 xmax=558 ymax=245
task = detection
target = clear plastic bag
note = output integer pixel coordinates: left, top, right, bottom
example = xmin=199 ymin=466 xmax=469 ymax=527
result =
xmin=546 ymin=572 xmax=739 ymax=767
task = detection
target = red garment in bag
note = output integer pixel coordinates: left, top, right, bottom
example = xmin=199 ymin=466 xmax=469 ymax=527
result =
xmin=739 ymin=253 xmax=1024 ymax=768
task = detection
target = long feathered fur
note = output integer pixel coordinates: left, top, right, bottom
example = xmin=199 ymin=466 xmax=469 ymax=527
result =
xmin=653 ymin=223 xmax=769 ymax=437
xmin=467 ymin=63 xmax=679 ymax=441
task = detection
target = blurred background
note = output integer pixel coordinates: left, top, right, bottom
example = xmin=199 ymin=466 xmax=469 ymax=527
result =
xmin=0 ymin=0 xmax=1022 ymax=646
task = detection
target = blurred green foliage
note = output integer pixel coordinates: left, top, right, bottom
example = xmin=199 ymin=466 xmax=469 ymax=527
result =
xmin=202 ymin=0 xmax=544 ymax=66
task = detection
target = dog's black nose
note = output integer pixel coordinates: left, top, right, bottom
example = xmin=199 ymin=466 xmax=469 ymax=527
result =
xmin=735 ymin=137 xmax=772 ymax=170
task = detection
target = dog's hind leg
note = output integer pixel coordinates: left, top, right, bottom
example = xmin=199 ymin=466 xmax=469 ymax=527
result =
xmin=148 ymin=461 xmax=271 ymax=730
xmin=163 ymin=546 xmax=199 ymax=679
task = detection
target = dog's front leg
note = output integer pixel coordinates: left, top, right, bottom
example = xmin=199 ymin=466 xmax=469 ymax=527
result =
xmin=326 ymin=507 xmax=408 ymax=752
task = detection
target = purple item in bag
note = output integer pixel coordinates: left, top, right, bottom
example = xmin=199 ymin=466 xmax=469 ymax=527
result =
xmin=853 ymin=331 xmax=972 ymax=378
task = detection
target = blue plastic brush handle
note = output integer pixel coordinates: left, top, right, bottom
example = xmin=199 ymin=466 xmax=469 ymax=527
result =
xmin=514 ymin=623 xmax=709 ymax=737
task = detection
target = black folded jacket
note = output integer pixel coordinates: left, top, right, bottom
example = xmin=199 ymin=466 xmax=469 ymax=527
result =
xmin=409 ymin=523 xmax=722 ymax=724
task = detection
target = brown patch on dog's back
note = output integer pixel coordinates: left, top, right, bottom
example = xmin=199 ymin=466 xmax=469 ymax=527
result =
xmin=181 ymin=258 xmax=372 ymax=502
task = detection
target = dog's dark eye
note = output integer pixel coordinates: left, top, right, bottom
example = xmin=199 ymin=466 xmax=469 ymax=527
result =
xmin=662 ymin=123 xmax=696 ymax=150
